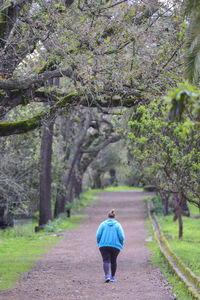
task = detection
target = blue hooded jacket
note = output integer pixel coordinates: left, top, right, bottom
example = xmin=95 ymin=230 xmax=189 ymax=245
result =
xmin=96 ymin=219 xmax=125 ymax=250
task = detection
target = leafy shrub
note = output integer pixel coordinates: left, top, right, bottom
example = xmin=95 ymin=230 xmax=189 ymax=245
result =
xmin=124 ymin=169 xmax=143 ymax=187
xmin=151 ymin=194 xmax=165 ymax=215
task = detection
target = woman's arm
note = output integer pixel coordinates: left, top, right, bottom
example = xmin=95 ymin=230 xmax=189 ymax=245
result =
xmin=96 ymin=223 xmax=104 ymax=243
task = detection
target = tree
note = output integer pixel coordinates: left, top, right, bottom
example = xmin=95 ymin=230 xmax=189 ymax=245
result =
xmin=128 ymin=99 xmax=200 ymax=238
xmin=165 ymin=2 xmax=200 ymax=119
xmin=54 ymin=108 xmax=121 ymax=217
xmin=0 ymin=109 xmax=40 ymax=227
xmin=90 ymin=145 xmax=121 ymax=188
xmin=0 ymin=0 xmax=188 ymax=228
xmin=184 ymin=0 xmax=200 ymax=83
xmin=0 ymin=0 xmax=184 ymax=136
xmin=38 ymin=118 xmax=54 ymax=227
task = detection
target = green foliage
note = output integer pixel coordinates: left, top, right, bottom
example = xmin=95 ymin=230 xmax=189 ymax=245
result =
xmin=151 ymin=194 xmax=166 ymax=215
xmin=124 ymin=168 xmax=143 ymax=187
xmin=185 ymin=0 xmax=200 ymax=15
xmin=128 ymin=97 xmax=200 ymax=213
xmin=43 ymin=214 xmax=86 ymax=232
xmin=65 ymin=189 xmax=100 ymax=213
xmin=165 ymin=81 xmax=200 ymax=121
xmin=184 ymin=0 xmax=200 ymax=83
xmin=13 ymin=220 xmax=34 ymax=237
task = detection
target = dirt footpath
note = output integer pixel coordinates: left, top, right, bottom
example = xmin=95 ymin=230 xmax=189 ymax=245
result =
xmin=0 ymin=191 xmax=175 ymax=300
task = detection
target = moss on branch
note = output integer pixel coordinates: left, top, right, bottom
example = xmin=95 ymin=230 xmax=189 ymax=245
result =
xmin=0 ymin=92 xmax=77 ymax=136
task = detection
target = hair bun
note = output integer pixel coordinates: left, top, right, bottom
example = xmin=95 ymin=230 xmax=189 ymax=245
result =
xmin=108 ymin=209 xmax=116 ymax=218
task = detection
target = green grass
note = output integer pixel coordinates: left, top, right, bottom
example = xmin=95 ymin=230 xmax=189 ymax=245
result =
xmin=158 ymin=213 xmax=200 ymax=277
xmin=0 ymin=214 xmax=87 ymax=290
xmin=146 ymin=196 xmax=200 ymax=299
xmin=0 ymin=234 xmax=58 ymax=289
xmin=0 ymin=188 xmax=101 ymax=290
xmin=188 ymin=202 xmax=200 ymax=216
xmin=146 ymin=219 xmax=192 ymax=300
xmin=102 ymin=185 xmax=143 ymax=192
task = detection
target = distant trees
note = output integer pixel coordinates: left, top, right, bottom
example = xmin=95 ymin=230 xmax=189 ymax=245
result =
xmin=90 ymin=146 xmax=121 ymax=189
xmin=54 ymin=108 xmax=122 ymax=217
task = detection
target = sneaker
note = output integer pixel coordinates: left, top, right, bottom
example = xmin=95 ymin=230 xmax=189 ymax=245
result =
xmin=104 ymin=275 xmax=110 ymax=283
xmin=110 ymin=276 xmax=115 ymax=282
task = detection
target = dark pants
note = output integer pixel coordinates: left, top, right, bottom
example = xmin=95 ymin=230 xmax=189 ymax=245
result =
xmin=99 ymin=246 xmax=120 ymax=276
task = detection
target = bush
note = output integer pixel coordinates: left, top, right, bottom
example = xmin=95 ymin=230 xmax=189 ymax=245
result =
xmin=151 ymin=194 xmax=164 ymax=215
xmin=151 ymin=194 xmax=173 ymax=216
xmin=124 ymin=169 xmax=143 ymax=187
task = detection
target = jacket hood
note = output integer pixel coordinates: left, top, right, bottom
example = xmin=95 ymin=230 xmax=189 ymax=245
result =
xmin=105 ymin=219 xmax=118 ymax=226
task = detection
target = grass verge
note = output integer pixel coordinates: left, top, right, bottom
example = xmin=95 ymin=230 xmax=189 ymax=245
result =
xmin=146 ymin=196 xmax=200 ymax=299
xmin=0 ymin=215 xmax=86 ymax=290
xmin=146 ymin=219 xmax=192 ymax=300
xmin=0 ymin=189 xmax=101 ymax=290
xmin=158 ymin=210 xmax=200 ymax=278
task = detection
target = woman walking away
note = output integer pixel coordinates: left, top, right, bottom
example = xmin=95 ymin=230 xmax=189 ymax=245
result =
xmin=96 ymin=209 xmax=125 ymax=283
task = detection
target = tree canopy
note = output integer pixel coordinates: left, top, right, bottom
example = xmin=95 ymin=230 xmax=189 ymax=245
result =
xmin=0 ymin=0 xmax=184 ymax=135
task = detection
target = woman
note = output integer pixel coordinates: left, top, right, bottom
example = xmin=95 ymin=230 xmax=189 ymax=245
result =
xmin=96 ymin=209 xmax=125 ymax=283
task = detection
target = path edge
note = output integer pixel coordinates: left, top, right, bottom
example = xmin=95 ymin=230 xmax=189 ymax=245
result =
xmin=147 ymin=199 xmax=200 ymax=300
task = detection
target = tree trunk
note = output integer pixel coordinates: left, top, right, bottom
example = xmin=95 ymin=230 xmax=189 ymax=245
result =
xmin=159 ymin=190 xmax=169 ymax=216
xmin=109 ymin=168 xmax=118 ymax=186
xmin=180 ymin=193 xmax=190 ymax=217
xmin=73 ymin=170 xmax=83 ymax=199
xmin=177 ymin=206 xmax=183 ymax=239
xmin=66 ymin=177 xmax=74 ymax=218
xmin=172 ymin=193 xmax=183 ymax=239
xmin=54 ymin=111 xmax=91 ymax=216
xmin=54 ymin=174 xmax=75 ymax=218
xmin=163 ymin=196 xmax=169 ymax=216
xmin=39 ymin=119 xmax=54 ymax=226
xmin=54 ymin=194 xmax=66 ymax=218
xmin=0 ymin=199 xmax=10 ymax=228
xmin=93 ymin=171 xmax=102 ymax=189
